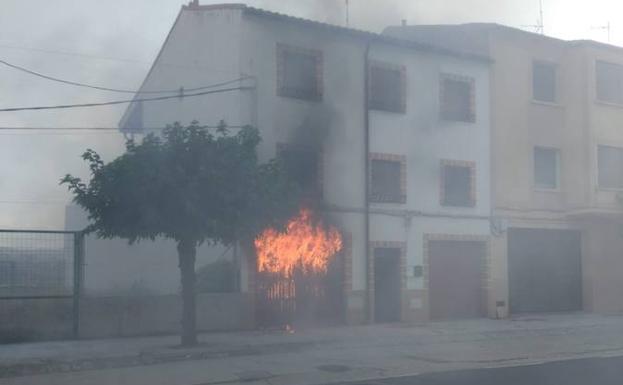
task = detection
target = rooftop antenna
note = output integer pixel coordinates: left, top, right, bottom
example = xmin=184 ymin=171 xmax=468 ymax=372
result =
xmin=591 ymin=22 xmax=611 ymax=42
xmin=522 ymin=0 xmax=544 ymax=34
xmin=345 ymin=0 xmax=350 ymax=27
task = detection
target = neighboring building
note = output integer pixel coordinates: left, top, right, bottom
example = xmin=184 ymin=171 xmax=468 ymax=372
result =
xmin=386 ymin=23 xmax=623 ymax=316
xmin=117 ymin=2 xmax=492 ymax=325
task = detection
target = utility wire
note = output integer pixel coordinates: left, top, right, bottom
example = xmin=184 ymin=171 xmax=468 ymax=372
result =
xmin=0 ymin=86 xmax=254 ymax=112
xmin=0 ymin=58 xmax=251 ymax=94
xmin=0 ymin=126 xmax=247 ymax=130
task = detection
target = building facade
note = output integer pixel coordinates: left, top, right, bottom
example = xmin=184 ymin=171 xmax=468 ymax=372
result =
xmin=118 ymin=3 xmax=492 ymax=324
xmin=386 ymin=23 xmax=623 ymax=316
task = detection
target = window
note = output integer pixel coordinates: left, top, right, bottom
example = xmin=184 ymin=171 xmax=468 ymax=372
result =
xmin=369 ymin=63 xmax=406 ymax=113
xmin=534 ymin=147 xmax=559 ymax=189
xmin=277 ymin=44 xmax=322 ymax=101
xmin=440 ymin=74 xmax=475 ymax=122
xmin=441 ymin=161 xmax=475 ymax=207
xmin=370 ymin=154 xmax=406 ymax=203
xmin=596 ymin=60 xmax=623 ymax=104
xmin=277 ymin=144 xmax=321 ymax=195
xmin=598 ymin=145 xmax=623 ymax=189
xmin=533 ymin=61 xmax=556 ymax=102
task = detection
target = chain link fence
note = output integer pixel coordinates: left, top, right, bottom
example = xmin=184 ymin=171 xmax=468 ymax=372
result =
xmin=0 ymin=230 xmax=84 ymax=342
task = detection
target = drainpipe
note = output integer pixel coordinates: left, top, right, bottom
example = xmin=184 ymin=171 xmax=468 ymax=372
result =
xmin=364 ymin=42 xmax=371 ymax=323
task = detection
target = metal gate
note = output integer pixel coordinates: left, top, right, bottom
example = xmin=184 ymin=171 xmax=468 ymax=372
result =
xmin=0 ymin=230 xmax=84 ymax=342
xmin=256 ymin=255 xmax=343 ymax=328
xmin=508 ymin=228 xmax=582 ymax=314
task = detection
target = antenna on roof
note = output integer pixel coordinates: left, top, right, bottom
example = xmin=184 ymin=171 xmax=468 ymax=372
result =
xmin=345 ymin=0 xmax=350 ymax=27
xmin=522 ymin=0 xmax=544 ymax=34
xmin=591 ymin=22 xmax=611 ymax=42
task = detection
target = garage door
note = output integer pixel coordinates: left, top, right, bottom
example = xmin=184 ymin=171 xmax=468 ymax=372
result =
xmin=429 ymin=240 xmax=486 ymax=320
xmin=508 ymin=228 xmax=582 ymax=314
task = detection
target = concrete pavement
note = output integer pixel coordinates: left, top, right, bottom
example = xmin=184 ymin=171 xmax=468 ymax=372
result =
xmin=2 ymin=313 xmax=623 ymax=385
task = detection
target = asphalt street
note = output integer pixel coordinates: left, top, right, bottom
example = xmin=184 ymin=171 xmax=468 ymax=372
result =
xmin=341 ymin=355 xmax=623 ymax=385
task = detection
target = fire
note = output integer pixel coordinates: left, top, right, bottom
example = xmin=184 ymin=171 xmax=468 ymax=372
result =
xmin=255 ymin=208 xmax=343 ymax=278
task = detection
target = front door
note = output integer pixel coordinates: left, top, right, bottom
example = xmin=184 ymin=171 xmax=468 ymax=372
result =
xmin=374 ymin=247 xmax=401 ymax=323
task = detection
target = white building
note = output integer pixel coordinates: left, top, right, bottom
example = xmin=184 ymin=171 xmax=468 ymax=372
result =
xmin=112 ymin=2 xmax=492 ymax=324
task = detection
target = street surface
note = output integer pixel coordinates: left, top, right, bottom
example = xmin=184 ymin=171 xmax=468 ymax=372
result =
xmin=342 ymin=355 xmax=623 ymax=385
xmin=3 ymin=313 xmax=623 ymax=385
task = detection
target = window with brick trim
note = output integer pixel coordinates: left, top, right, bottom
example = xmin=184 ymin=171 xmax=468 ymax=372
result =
xmin=598 ymin=145 xmax=623 ymax=189
xmin=441 ymin=161 xmax=475 ymax=207
xmin=533 ymin=61 xmax=557 ymax=103
xmin=534 ymin=146 xmax=559 ymax=189
xmin=596 ymin=60 xmax=623 ymax=104
xmin=440 ymin=74 xmax=475 ymax=122
xmin=277 ymin=44 xmax=323 ymax=101
xmin=369 ymin=62 xmax=406 ymax=113
xmin=277 ymin=143 xmax=322 ymax=196
xmin=370 ymin=154 xmax=406 ymax=204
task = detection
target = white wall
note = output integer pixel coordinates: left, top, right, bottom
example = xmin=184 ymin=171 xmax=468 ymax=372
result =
xmin=239 ymin=12 xmax=491 ymax=291
xmin=110 ymin=6 xmax=492 ymax=297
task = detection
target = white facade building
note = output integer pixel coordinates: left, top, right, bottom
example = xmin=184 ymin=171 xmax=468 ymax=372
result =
xmin=113 ymin=2 xmax=492 ymax=323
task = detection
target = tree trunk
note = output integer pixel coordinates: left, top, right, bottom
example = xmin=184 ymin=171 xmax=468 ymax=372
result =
xmin=177 ymin=238 xmax=198 ymax=346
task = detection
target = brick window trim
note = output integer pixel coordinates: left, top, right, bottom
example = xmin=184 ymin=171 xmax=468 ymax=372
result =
xmin=276 ymin=142 xmax=324 ymax=198
xmin=276 ymin=43 xmax=324 ymax=101
xmin=368 ymin=60 xmax=407 ymax=114
xmin=439 ymin=73 xmax=476 ymax=123
xmin=440 ymin=159 xmax=477 ymax=207
xmin=368 ymin=241 xmax=407 ymax=322
xmin=369 ymin=152 xmax=407 ymax=204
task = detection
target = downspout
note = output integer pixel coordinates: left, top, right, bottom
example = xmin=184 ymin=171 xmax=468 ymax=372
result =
xmin=364 ymin=42 xmax=371 ymax=323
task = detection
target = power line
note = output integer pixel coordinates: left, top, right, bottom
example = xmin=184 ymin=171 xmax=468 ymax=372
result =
xmin=0 ymin=86 xmax=254 ymax=112
xmin=0 ymin=58 xmax=251 ymax=94
xmin=0 ymin=125 xmax=249 ymax=135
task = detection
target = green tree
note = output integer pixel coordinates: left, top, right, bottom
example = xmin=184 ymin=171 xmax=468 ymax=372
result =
xmin=62 ymin=122 xmax=300 ymax=346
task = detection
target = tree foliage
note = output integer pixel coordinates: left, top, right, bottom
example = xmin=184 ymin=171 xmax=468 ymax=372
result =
xmin=62 ymin=121 xmax=300 ymax=245
xmin=61 ymin=121 xmax=301 ymax=345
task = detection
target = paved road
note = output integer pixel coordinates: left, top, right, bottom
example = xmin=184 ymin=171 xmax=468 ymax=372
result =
xmin=341 ymin=355 xmax=623 ymax=385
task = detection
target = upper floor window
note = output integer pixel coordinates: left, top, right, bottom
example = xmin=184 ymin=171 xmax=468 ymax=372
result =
xmin=441 ymin=160 xmax=475 ymax=207
xmin=533 ymin=61 xmax=557 ymax=103
xmin=440 ymin=74 xmax=476 ymax=122
xmin=277 ymin=143 xmax=322 ymax=196
xmin=370 ymin=154 xmax=406 ymax=204
xmin=369 ymin=62 xmax=406 ymax=113
xmin=598 ymin=145 xmax=623 ymax=189
xmin=277 ymin=44 xmax=323 ymax=101
xmin=596 ymin=60 xmax=623 ymax=104
xmin=534 ymin=146 xmax=560 ymax=189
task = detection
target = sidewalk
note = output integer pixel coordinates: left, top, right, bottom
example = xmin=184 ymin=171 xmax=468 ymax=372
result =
xmin=2 ymin=313 xmax=623 ymax=385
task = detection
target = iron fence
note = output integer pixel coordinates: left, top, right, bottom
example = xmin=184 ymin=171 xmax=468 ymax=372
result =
xmin=0 ymin=230 xmax=84 ymax=342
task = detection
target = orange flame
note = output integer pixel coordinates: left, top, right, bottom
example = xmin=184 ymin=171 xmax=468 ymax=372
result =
xmin=255 ymin=208 xmax=343 ymax=278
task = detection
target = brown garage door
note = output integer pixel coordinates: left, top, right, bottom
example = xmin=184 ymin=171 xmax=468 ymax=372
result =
xmin=429 ymin=240 xmax=486 ymax=320
xmin=508 ymin=228 xmax=582 ymax=314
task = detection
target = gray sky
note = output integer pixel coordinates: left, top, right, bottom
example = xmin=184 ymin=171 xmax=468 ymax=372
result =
xmin=0 ymin=0 xmax=620 ymax=229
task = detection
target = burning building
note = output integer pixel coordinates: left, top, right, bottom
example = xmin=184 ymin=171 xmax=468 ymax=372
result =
xmin=117 ymin=2 xmax=492 ymax=326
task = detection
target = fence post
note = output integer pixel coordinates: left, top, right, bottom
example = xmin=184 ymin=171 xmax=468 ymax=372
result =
xmin=72 ymin=231 xmax=85 ymax=339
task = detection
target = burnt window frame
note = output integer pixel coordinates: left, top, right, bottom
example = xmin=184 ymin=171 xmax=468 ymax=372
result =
xmin=369 ymin=153 xmax=407 ymax=204
xmin=368 ymin=61 xmax=407 ymax=114
xmin=276 ymin=143 xmax=323 ymax=197
xmin=597 ymin=144 xmax=623 ymax=190
xmin=533 ymin=146 xmax=560 ymax=190
xmin=440 ymin=160 xmax=476 ymax=207
xmin=532 ymin=60 xmax=557 ymax=103
xmin=276 ymin=43 xmax=323 ymax=101
xmin=596 ymin=60 xmax=623 ymax=105
xmin=439 ymin=73 xmax=476 ymax=123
